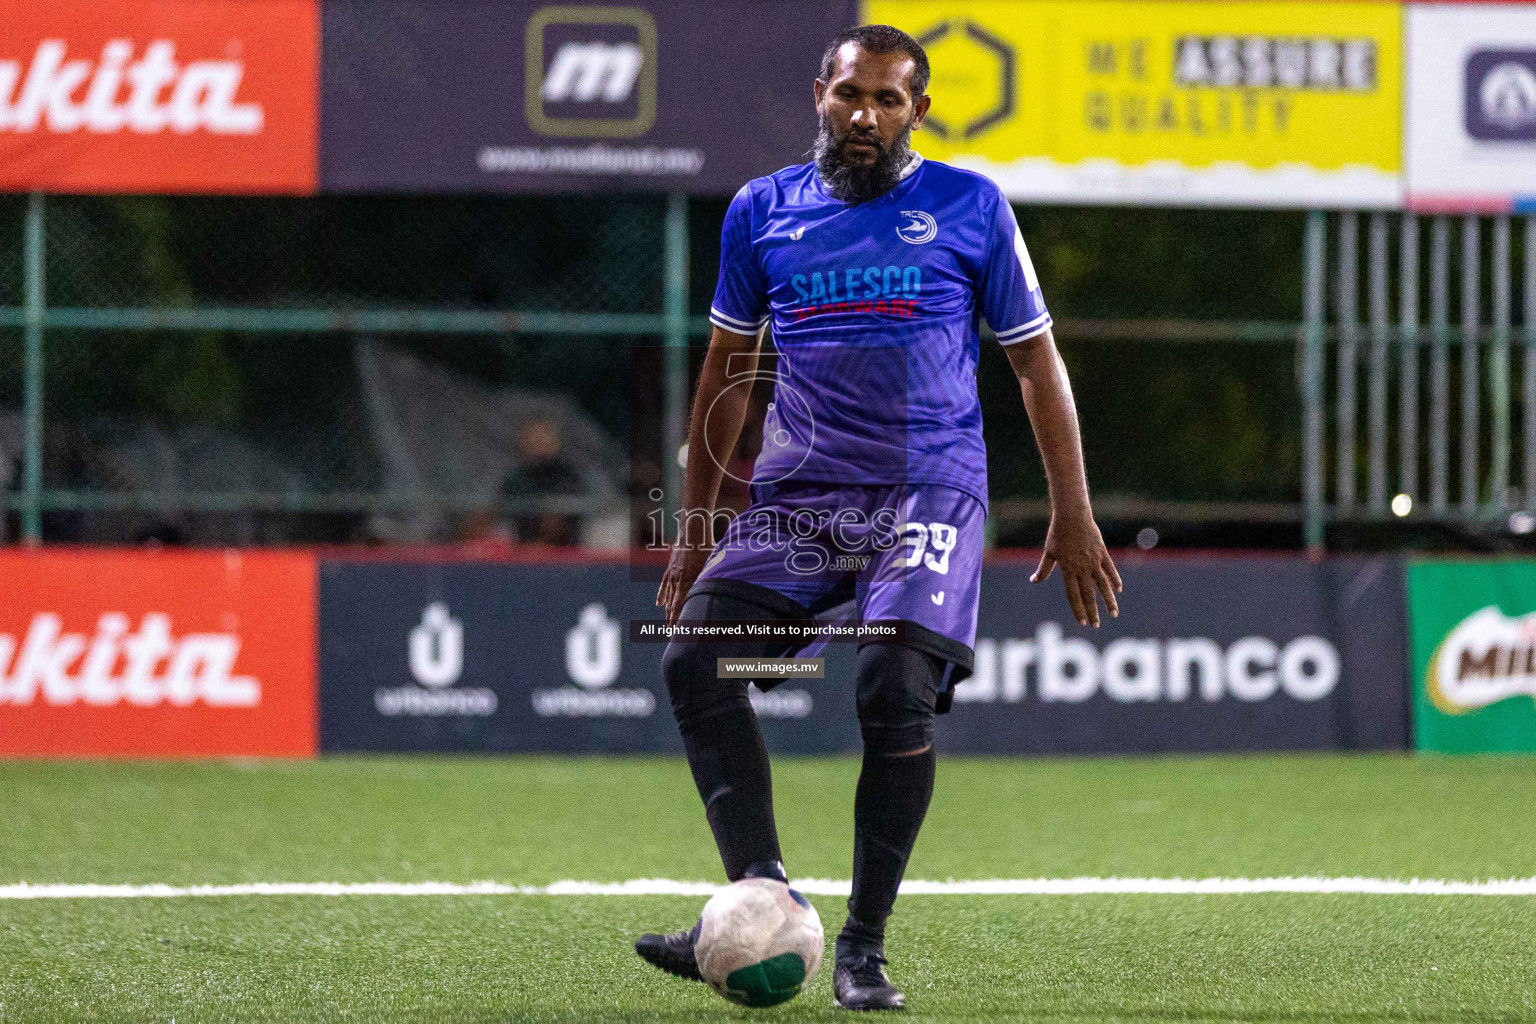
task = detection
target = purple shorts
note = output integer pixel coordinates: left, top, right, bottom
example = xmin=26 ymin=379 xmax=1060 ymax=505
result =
xmin=689 ymin=482 xmax=983 ymax=685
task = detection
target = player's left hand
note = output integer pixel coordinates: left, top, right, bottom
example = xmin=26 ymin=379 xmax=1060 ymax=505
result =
xmin=1031 ymin=512 xmax=1121 ymax=627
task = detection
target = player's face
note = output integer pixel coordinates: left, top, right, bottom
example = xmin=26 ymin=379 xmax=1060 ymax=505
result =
xmin=813 ymin=44 xmax=929 ymax=165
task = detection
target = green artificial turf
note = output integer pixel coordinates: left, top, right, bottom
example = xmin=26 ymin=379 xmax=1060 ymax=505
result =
xmin=0 ymin=754 xmax=1534 ymax=1022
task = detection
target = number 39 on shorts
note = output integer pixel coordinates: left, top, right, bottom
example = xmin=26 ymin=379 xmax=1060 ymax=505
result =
xmin=897 ymin=521 xmax=957 ymax=574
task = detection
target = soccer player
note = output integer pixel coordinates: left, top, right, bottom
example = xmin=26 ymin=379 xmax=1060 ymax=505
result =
xmin=636 ymin=25 xmax=1121 ymax=1010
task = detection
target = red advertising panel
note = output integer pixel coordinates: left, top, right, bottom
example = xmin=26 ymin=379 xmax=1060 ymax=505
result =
xmin=0 ymin=551 xmax=317 ymax=757
xmin=0 ymin=1 xmax=318 ymax=194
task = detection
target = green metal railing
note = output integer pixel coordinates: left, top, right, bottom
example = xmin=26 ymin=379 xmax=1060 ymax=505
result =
xmin=5 ymin=194 xmax=1529 ymax=549
xmin=3 ymin=191 xmax=702 ymax=544
xmin=1299 ymin=210 xmax=1536 ymax=553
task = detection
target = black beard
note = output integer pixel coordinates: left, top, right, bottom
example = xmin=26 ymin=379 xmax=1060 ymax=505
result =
xmin=812 ymin=114 xmax=914 ymax=203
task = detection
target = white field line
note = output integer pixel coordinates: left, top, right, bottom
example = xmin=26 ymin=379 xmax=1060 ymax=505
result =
xmin=1 ymin=877 xmax=1535 ymax=900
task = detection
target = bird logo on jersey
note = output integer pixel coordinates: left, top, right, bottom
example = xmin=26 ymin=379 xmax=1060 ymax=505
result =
xmin=896 ymin=210 xmax=937 ymax=245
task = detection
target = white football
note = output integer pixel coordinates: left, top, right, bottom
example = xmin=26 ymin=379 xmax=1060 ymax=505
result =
xmin=695 ymin=877 xmax=824 ymax=1007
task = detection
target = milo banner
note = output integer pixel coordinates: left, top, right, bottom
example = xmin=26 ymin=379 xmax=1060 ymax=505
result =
xmin=320 ymin=0 xmax=857 ymax=193
xmin=1407 ymin=559 xmax=1536 ymax=753
xmin=865 ymin=0 xmax=1403 ymax=208
xmin=317 ymin=556 xmax=1407 ymax=755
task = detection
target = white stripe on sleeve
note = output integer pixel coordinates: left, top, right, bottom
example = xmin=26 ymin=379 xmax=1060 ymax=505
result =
xmin=709 ymin=307 xmax=768 ymax=332
xmin=994 ymin=311 xmax=1053 ymax=346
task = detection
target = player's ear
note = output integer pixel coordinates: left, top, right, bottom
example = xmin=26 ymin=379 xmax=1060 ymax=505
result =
xmin=912 ymin=93 xmax=931 ymax=130
xmin=813 ymin=77 xmax=826 ymax=116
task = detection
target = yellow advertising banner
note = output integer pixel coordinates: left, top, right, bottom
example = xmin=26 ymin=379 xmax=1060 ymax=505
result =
xmin=865 ymin=0 xmax=1403 ymax=207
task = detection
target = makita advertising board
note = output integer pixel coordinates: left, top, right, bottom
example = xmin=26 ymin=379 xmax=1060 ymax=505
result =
xmin=0 ymin=550 xmax=318 ymax=757
xmin=0 ymin=0 xmax=319 ymax=194
xmin=320 ymin=0 xmax=857 ymax=194
xmin=318 ymin=556 xmax=1406 ymax=755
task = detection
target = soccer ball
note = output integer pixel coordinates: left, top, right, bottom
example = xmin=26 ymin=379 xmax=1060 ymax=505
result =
xmin=696 ymin=878 xmax=824 ymax=1007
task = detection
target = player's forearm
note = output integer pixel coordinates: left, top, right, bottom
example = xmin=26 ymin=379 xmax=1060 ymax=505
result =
xmin=678 ymin=343 xmax=755 ymax=516
xmin=1012 ymin=333 xmax=1094 ymax=521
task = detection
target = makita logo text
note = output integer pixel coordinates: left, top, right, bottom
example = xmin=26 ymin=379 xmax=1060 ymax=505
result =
xmin=0 ymin=40 xmax=263 ymax=135
xmin=0 ymin=613 xmax=259 ymax=707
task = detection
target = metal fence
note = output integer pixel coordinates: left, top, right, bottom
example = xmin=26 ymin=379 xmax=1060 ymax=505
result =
xmin=0 ymin=191 xmax=698 ymax=546
xmin=1300 ymin=211 xmax=1536 ymax=551
xmin=1 ymin=194 xmax=1531 ymax=549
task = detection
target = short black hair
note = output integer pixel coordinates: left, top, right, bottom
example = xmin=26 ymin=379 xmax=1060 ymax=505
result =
xmin=818 ymin=24 xmax=930 ymax=98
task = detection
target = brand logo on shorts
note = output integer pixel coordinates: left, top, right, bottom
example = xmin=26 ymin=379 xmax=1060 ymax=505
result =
xmin=525 ymin=6 xmax=658 ymax=138
xmin=896 ymin=210 xmax=938 ymax=245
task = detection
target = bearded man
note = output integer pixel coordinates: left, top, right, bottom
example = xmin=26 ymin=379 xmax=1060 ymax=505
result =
xmin=635 ymin=24 xmax=1121 ymax=1011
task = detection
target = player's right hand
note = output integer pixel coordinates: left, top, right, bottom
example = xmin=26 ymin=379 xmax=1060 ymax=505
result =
xmin=656 ymin=543 xmax=714 ymax=625
xmin=1031 ymin=511 xmax=1122 ymax=628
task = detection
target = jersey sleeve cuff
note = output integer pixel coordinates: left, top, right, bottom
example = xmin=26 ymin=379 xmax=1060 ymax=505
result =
xmin=994 ymin=312 xmax=1052 ymax=346
xmin=709 ymin=307 xmax=770 ymax=333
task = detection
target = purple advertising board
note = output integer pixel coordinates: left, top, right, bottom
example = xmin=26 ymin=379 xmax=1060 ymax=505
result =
xmin=321 ymin=0 xmax=858 ymax=194
xmin=317 ymin=555 xmax=1408 ymax=756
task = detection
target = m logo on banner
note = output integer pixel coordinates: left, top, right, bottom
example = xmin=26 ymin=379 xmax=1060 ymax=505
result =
xmin=542 ymin=42 xmax=643 ymax=103
xmin=525 ymin=6 xmax=657 ymax=138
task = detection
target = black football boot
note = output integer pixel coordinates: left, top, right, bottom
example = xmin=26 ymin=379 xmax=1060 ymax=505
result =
xmin=833 ymin=951 xmax=905 ymax=1011
xmin=634 ymin=860 xmax=789 ymax=983
xmin=634 ymin=919 xmax=703 ymax=982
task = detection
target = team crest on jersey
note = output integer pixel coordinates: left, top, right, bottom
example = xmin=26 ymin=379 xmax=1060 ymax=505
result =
xmin=896 ymin=210 xmax=937 ymax=245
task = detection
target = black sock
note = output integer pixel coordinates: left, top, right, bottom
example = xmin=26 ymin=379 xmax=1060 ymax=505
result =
xmin=838 ymin=745 xmax=935 ymax=961
xmin=680 ymin=706 xmax=784 ymax=883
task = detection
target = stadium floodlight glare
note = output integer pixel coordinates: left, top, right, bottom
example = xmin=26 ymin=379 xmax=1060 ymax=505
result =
xmin=1391 ymin=494 xmax=1413 ymax=518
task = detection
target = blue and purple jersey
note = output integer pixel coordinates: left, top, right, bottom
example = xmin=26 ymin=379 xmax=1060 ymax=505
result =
xmin=709 ymin=154 xmax=1051 ymax=508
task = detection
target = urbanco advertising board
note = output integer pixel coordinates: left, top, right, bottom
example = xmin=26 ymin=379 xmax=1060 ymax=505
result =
xmin=318 ymin=556 xmax=1407 ymax=755
xmin=317 ymin=560 xmax=858 ymax=754
xmin=945 ymin=557 xmax=1408 ymax=754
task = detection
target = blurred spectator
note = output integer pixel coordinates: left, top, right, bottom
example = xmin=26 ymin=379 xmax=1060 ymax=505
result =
xmin=134 ymin=521 xmax=188 ymax=547
xmin=0 ymin=452 xmax=13 ymax=544
xmin=501 ymin=417 xmax=584 ymax=545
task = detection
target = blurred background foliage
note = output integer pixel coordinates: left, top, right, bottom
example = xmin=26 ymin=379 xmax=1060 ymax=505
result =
xmin=5 ymin=194 xmax=1312 ymax=514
